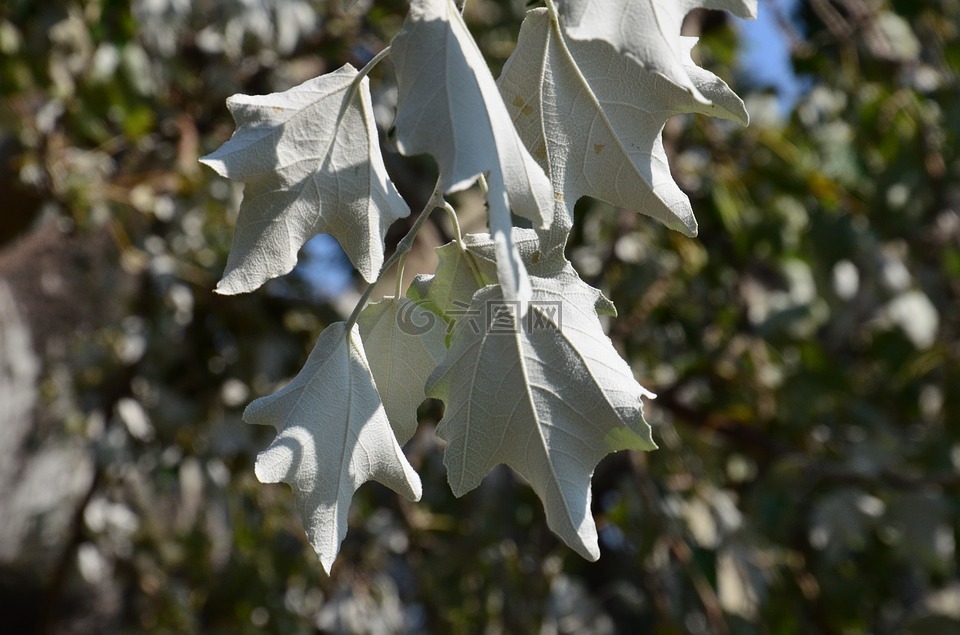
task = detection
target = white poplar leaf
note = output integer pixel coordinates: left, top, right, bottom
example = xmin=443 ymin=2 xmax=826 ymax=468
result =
xmin=200 ymin=65 xmax=409 ymax=294
xmin=426 ymin=270 xmax=657 ymax=560
xmin=556 ymin=0 xmax=757 ymax=104
xmin=246 ymin=322 xmax=422 ymax=573
xmin=356 ymin=297 xmax=447 ymax=443
xmin=499 ymin=9 xmax=748 ymax=236
xmin=390 ymin=0 xmax=555 ymax=306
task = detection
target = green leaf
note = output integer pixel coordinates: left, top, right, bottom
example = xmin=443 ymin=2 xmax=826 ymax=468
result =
xmin=246 ymin=322 xmax=422 ymax=573
xmin=426 ymin=269 xmax=656 ymax=560
xmin=499 ymin=9 xmax=748 ymax=237
xmin=357 ymin=297 xmax=448 ymax=443
xmin=407 ymin=240 xmax=497 ymax=323
xmin=407 ymin=228 xmax=590 ymax=326
xmin=200 ymin=64 xmax=409 ymax=293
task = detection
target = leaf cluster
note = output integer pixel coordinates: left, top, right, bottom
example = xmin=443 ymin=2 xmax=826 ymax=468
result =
xmin=3 ymin=0 xmax=960 ymax=631
xmin=202 ymin=0 xmax=756 ymax=572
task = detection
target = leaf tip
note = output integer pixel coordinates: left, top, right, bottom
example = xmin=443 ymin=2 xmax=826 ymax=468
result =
xmin=216 ymin=267 xmax=266 ymax=296
xmin=443 ymin=473 xmax=475 ymax=499
xmin=568 ymin=532 xmax=601 ymax=562
xmin=595 ymin=291 xmax=617 ymax=317
xmin=213 ymin=279 xmax=244 ymax=296
xmin=252 ymin=452 xmax=275 ymax=484
xmin=242 ymin=392 xmax=273 ymax=427
xmin=661 ymin=201 xmax=699 ymax=237
xmin=317 ymin=549 xmax=337 ymax=576
xmin=406 ymin=472 xmax=424 ymax=502
xmin=197 ymin=154 xmax=228 ymax=178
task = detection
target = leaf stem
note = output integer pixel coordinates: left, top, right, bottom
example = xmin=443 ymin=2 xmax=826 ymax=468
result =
xmin=357 ymin=46 xmax=392 ymax=83
xmin=345 ymin=180 xmax=446 ymax=332
xmin=477 ymin=173 xmax=489 ymax=197
xmin=394 ymin=254 xmax=407 ymax=299
xmin=543 ymin=0 xmax=560 ymax=22
xmin=441 ymin=201 xmax=464 ymax=248
xmin=342 ymin=46 xmax=393 ymax=120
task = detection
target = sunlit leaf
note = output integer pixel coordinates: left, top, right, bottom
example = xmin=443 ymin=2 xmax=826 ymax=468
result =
xmin=247 ymin=322 xmax=422 ymax=573
xmin=201 ymin=65 xmax=409 ymax=293
xmin=556 ymin=0 xmax=757 ymax=104
xmin=427 ymin=269 xmax=656 ymax=559
xmin=390 ymin=0 xmax=554 ymax=305
xmin=499 ymin=9 xmax=748 ymax=236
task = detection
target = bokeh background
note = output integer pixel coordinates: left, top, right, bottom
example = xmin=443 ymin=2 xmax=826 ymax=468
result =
xmin=1 ymin=0 xmax=958 ymax=633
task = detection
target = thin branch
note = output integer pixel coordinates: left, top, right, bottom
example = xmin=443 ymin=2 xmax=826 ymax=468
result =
xmin=345 ymin=179 xmax=445 ymax=330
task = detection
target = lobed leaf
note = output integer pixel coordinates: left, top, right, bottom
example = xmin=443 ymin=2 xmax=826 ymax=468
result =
xmin=499 ymin=9 xmax=748 ymax=237
xmin=246 ymin=323 xmax=422 ymax=573
xmin=200 ymin=65 xmax=409 ymax=294
xmin=427 ymin=268 xmax=656 ymax=560
xmin=556 ymin=0 xmax=757 ymax=104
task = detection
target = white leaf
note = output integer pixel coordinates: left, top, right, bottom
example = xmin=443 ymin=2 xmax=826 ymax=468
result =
xmin=356 ymin=297 xmax=447 ymax=443
xmin=556 ymin=0 xmax=757 ymax=104
xmin=427 ymin=269 xmax=656 ymax=560
xmin=499 ymin=9 xmax=748 ymax=236
xmin=390 ymin=0 xmax=555 ymax=305
xmin=246 ymin=322 xmax=422 ymax=573
xmin=200 ymin=64 xmax=409 ymax=294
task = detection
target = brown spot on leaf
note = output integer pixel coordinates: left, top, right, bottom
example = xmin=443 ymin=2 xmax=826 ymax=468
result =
xmin=533 ymin=141 xmax=548 ymax=162
xmin=513 ymin=95 xmax=533 ymax=117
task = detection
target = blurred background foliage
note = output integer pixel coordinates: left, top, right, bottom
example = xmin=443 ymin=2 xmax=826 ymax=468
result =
xmin=0 ymin=0 xmax=958 ymax=633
